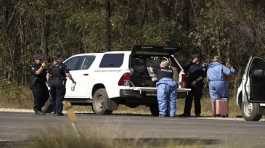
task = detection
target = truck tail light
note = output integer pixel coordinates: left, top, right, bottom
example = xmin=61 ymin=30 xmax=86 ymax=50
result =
xmin=118 ymin=73 xmax=131 ymax=86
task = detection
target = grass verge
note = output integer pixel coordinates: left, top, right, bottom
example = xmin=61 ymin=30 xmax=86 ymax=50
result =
xmin=0 ymin=82 xmax=32 ymax=109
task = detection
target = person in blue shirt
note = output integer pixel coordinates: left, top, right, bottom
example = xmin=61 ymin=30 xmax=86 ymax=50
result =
xmin=156 ymin=57 xmax=177 ymax=117
xmin=207 ymin=56 xmax=236 ymax=116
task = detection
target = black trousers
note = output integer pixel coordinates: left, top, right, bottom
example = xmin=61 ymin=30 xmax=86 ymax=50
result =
xmin=32 ymin=82 xmax=49 ymax=112
xmin=49 ymin=80 xmax=66 ymax=114
xmin=184 ymin=87 xmax=203 ymax=116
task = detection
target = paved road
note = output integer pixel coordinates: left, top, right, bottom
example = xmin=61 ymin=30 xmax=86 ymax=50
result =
xmin=0 ymin=112 xmax=265 ymax=147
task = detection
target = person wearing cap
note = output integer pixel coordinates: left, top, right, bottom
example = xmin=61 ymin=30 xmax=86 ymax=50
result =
xmin=156 ymin=57 xmax=177 ymax=117
xmin=181 ymin=55 xmax=206 ymax=117
xmin=31 ymin=53 xmax=49 ymax=115
xmin=207 ymin=56 xmax=236 ymax=117
xmin=47 ymin=52 xmax=76 ymax=116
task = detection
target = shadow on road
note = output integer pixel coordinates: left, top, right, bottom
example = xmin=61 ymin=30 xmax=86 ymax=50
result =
xmin=113 ymin=137 xmax=221 ymax=146
xmin=76 ymin=112 xmax=151 ymax=117
xmin=76 ymin=112 xmax=220 ymax=118
xmin=0 ymin=138 xmax=220 ymax=148
xmin=0 ymin=141 xmax=27 ymax=148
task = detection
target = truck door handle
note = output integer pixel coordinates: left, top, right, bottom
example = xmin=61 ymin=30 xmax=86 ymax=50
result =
xmin=83 ymin=74 xmax=89 ymax=76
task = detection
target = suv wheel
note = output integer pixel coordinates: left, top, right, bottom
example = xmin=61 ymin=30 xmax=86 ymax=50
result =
xmin=92 ymin=88 xmax=112 ymax=115
xmin=241 ymin=102 xmax=262 ymax=121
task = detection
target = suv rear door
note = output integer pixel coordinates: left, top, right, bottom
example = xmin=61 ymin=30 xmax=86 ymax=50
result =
xmin=64 ymin=55 xmax=96 ymax=98
xmin=243 ymin=56 xmax=265 ymax=103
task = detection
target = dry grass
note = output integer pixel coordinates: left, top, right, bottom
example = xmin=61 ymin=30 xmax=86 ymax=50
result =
xmin=26 ymin=128 xmax=111 ymax=148
xmin=24 ymin=123 xmax=257 ymax=148
xmin=25 ymin=126 xmax=206 ymax=148
xmin=0 ymin=82 xmax=32 ymax=109
xmin=24 ymin=124 xmax=264 ymax=148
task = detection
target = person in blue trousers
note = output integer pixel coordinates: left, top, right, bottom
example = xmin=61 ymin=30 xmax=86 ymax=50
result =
xmin=207 ymin=56 xmax=235 ymax=116
xmin=156 ymin=58 xmax=177 ymax=117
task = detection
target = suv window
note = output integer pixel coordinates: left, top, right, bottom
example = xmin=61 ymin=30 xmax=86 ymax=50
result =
xmin=99 ymin=54 xmax=124 ymax=68
xmin=81 ymin=56 xmax=95 ymax=70
xmin=65 ymin=56 xmax=84 ymax=71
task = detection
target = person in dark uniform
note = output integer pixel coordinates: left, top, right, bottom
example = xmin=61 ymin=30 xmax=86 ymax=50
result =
xmin=181 ymin=55 xmax=206 ymax=117
xmin=31 ymin=54 xmax=49 ymax=115
xmin=156 ymin=57 xmax=177 ymax=117
xmin=47 ymin=53 xmax=76 ymax=116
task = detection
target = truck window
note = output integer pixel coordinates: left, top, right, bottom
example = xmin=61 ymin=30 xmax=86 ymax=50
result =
xmin=81 ymin=56 xmax=96 ymax=70
xmin=99 ymin=54 xmax=124 ymax=68
xmin=64 ymin=56 xmax=85 ymax=71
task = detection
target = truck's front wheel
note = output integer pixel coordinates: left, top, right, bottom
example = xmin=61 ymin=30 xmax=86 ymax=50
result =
xmin=92 ymin=88 xmax=112 ymax=115
xmin=241 ymin=102 xmax=262 ymax=121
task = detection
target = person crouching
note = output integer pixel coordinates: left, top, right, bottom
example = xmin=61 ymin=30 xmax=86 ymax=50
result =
xmin=156 ymin=58 xmax=178 ymax=117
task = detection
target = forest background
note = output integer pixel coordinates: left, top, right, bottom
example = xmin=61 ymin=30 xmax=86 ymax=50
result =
xmin=0 ymin=0 xmax=265 ymax=109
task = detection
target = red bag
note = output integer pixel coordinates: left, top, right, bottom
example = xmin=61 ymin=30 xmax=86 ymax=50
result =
xmin=216 ymin=99 xmax=228 ymax=117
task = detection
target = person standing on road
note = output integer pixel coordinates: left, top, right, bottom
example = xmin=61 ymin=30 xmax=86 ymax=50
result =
xmin=156 ymin=57 xmax=177 ymax=117
xmin=181 ymin=55 xmax=206 ymax=117
xmin=207 ymin=56 xmax=236 ymax=117
xmin=31 ymin=54 xmax=49 ymax=115
xmin=47 ymin=53 xmax=76 ymax=116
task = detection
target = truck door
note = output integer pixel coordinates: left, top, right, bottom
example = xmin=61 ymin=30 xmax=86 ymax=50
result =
xmin=64 ymin=55 xmax=95 ymax=99
xmin=244 ymin=57 xmax=265 ymax=103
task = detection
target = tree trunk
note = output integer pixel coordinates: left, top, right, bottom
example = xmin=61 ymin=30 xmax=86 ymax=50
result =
xmin=41 ymin=15 xmax=50 ymax=57
xmin=105 ymin=0 xmax=112 ymax=51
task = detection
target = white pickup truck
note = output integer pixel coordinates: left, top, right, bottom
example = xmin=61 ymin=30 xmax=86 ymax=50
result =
xmin=63 ymin=46 xmax=190 ymax=116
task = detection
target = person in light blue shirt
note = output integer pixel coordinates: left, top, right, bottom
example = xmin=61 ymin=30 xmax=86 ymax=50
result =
xmin=207 ymin=56 xmax=236 ymax=116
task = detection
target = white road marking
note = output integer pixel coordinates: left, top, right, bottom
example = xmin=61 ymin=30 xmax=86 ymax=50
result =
xmin=0 ymin=139 xmax=8 ymax=142
xmin=196 ymin=117 xmax=244 ymax=121
xmin=0 ymin=108 xmax=33 ymax=113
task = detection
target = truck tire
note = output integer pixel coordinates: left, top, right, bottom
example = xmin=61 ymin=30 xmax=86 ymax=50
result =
xmin=92 ymin=88 xmax=112 ymax=115
xmin=241 ymin=102 xmax=262 ymax=121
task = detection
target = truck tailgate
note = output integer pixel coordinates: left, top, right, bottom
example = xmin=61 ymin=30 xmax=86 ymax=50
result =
xmin=131 ymin=87 xmax=191 ymax=96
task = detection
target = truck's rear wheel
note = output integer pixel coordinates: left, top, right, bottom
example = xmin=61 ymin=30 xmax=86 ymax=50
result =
xmin=92 ymin=88 xmax=112 ymax=115
xmin=241 ymin=102 xmax=262 ymax=121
